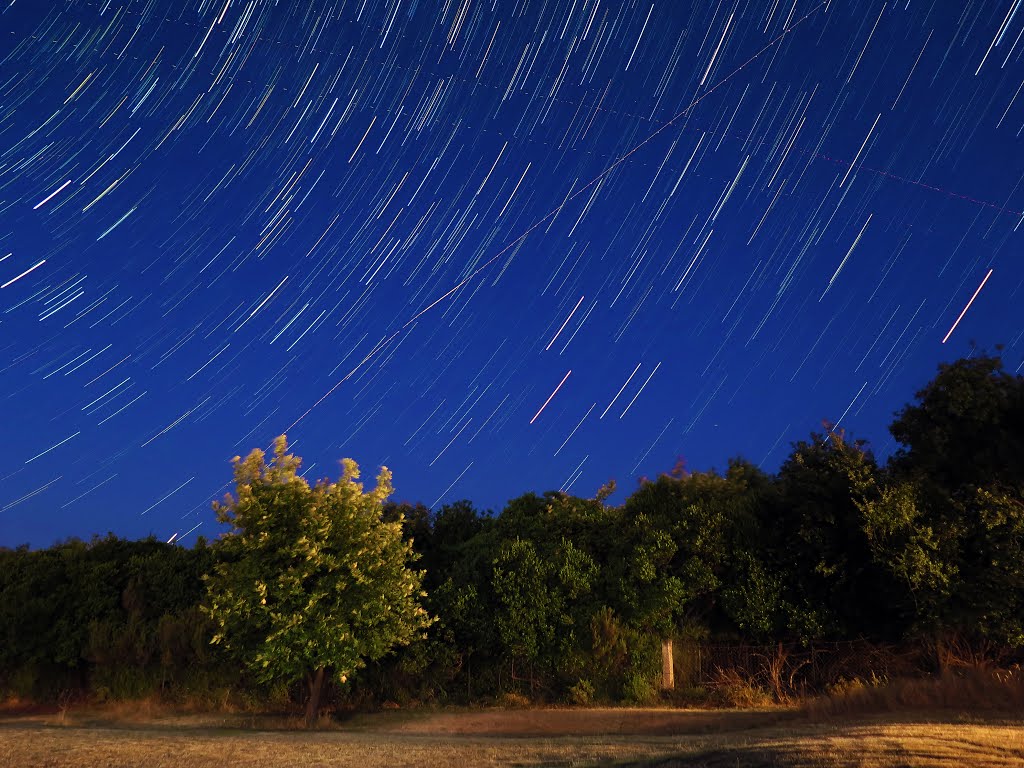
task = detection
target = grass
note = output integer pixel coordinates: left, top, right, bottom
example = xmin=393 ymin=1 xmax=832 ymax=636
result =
xmin=631 ymin=719 xmax=1024 ymax=767
xmin=803 ymin=667 xmax=1024 ymax=719
xmin=2 ymin=671 xmax=1022 ymax=767
xmin=1 ymin=707 xmax=1022 ymax=767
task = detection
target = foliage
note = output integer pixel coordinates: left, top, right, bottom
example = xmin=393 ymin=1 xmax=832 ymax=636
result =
xmin=879 ymin=356 xmax=1024 ymax=646
xmin=4 ymin=356 xmax=1024 ymax=711
xmin=770 ymin=429 xmax=898 ymax=641
xmin=201 ymin=436 xmax=432 ymax=720
xmin=889 ymin=355 xmax=1024 ymax=492
xmin=0 ymin=535 xmax=217 ymax=700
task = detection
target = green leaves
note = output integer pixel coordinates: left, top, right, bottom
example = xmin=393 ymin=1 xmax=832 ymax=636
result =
xmin=7 ymin=355 xmax=1024 ymax=708
xmin=201 ymin=436 xmax=432 ymax=707
xmin=867 ymin=357 xmax=1024 ymax=646
xmin=771 ymin=430 xmax=887 ymax=640
xmin=890 ymin=355 xmax=1024 ymax=492
xmin=856 ymin=479 xmax=952 ymax=593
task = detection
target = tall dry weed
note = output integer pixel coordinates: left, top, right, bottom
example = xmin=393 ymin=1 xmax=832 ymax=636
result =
xmin=755 ymin=643 xmax=810 ymax=703
xmin=707 ymin=666 xmax=774 ymax=708
xmin=804 ymin=666 xmax=1024 ymax=719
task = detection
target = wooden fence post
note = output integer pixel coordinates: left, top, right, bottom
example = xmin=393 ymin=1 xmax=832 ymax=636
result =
xmin=661 ymin=638 xmax=674 ymax=690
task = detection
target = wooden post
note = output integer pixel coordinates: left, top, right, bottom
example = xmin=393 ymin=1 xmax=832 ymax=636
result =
xmin=661 ymin=638 xmax=674 ymax=690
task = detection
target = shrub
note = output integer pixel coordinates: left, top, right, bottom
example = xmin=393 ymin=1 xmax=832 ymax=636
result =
xmin=498 ymin=691 xmax=531 ymax=708
xmin=708 ymin=667 xmax=774 ymax=708
xmin=567 ymin=678 xmax=594 ymax=705
xmin=622 ymin=672 xmax=657 ymax=704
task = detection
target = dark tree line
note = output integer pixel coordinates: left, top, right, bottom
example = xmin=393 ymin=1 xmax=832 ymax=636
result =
xmin=2 ymin=355 xmax=1022 ymax=708
xmin=0 ymin=536 xmax=223 ymax=701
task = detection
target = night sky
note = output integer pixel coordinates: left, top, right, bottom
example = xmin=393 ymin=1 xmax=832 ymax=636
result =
xmin=2 ymin=0 xmax=1023 ymax=547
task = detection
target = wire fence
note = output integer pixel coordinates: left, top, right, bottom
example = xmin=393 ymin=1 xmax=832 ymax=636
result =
xmin=671 ymin=639 xmax=929 ymax=696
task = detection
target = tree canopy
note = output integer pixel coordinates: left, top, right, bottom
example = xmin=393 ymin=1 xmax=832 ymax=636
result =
xmin=201 ymin=436 xmax=431 ymax=722
xmin=3 ymin=355 xmax=1024 ymax=713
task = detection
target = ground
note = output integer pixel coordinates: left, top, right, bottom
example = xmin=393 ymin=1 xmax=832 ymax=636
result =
xmin=0 ymin=706 xmax=1022 ymax=767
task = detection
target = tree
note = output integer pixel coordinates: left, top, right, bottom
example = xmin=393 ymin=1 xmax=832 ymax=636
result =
xmin=952 ymin=488 xmax=1024 ymax=645
xmin=356 ymin=500 xmax=490 ymax=704
xmin=0 ymin=535 xmax=215 ymax=700
xmin=883 ymin=356 xmax=1024 ymax=648
xmin=202 ymin=436 xmax=432 ymax=724
xmin=772 ymin=429 xmax=896 ymax=640
xmin=855 ymin=476 xmax=1024 ymax=647
xmin=614 ymin=465 xmax=759 ymax=637
xmin=851 ymin=476 xmax=955 ymax=637
xmin=715 ymin=459 xmax=787 ymax=642
xmin=491 ymin=533 xmax=599 ymax=694
xmin=889 ymin=355 xmax=1024 ymax=492
xmin=492 ymin=537 xmax=558 ymax=683
xmin=426 ymin=525 xmax=501 ymax=702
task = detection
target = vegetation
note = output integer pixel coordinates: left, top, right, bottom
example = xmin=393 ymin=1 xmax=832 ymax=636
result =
xmin=201 ymin=437 xmax=432 ymax=723
xmin=1 ymin=354 xmax=1023 ymax=715
xmin=2 ymin=707 xmax=1022 ymax=768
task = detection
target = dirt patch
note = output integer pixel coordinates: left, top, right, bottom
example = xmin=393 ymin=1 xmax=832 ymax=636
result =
xmin=377 ymin=706 xmax=793 ymax=737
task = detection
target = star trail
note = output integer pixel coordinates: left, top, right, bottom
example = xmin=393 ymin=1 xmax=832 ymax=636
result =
xmin=2 ymin=0 xmax=1023 ymax=546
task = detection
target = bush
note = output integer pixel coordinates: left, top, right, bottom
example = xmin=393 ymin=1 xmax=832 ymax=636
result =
xmin=663 ymin=684 xmax=713 ymax=707
xmin=2 ymin=662 xmax=79 ymax=701
xmin=617 ymin=626 xmax=661 ymax=704
xmin=91 ymin=667 xmax=160 ymax=703
xmin=824 ymin=673 xmax=887 ymax=699
xmin=622 ymin=672 xmax=657 ymax=704
xmin=567 ymin=678 xmax=594 ymax=705
xmin=498 ymin=691 xmax=531 ymax=708
xmin=708 ymin=667 xmax=774 ymax=708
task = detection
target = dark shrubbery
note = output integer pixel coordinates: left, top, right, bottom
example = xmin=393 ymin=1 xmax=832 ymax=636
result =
xmin=3 ymin=355 xmax=1023 ymax=710
xmin=0 ymin=536 xmax=230 ymax=702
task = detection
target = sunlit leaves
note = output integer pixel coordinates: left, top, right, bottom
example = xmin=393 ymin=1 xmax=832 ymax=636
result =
xmin=202 ymin=435 xmax=432 ymax=693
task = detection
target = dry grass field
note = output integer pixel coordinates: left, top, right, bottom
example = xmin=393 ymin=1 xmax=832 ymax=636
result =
xmin=1 ymin=705 xmax=1022 ymax=768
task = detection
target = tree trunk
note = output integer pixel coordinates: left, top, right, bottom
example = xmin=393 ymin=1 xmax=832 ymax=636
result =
xmin=304 ymin=666 xmax=327 ymax=727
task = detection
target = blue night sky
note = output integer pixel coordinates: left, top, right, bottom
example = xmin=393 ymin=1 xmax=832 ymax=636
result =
xmin=2 ymin=0 xmax=1023 ymax=547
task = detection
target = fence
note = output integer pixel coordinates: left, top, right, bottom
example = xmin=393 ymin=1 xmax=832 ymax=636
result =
xmin=669 ymin=639 xmax=926 ymax=696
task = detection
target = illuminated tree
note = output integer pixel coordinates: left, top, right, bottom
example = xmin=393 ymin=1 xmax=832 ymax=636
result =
xmin=202 ymin=436 xmax=431 ymax=724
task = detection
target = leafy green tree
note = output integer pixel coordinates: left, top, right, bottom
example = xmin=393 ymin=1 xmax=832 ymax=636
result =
xmin=492 ymin=537 xmax=558 ymax=682
xmin=953 ymin=488 xmax=1024 ymax=645
xmin=855 ymin=475 xmax=1024 ymax=646
xmin=356 ymin=499 xmax=491 ymax=704
xmin=488 ymin=490 xmax=619 ymax=697
xmin=608 ymin=499 xmax=685 ymax=636
xmin=0 ymin=535 xmax=216 ymax=700
xmin=202 ymin=436 xmax=431 ymax=724
xmin=0 ymin=543 xmax=86 ymax=695
xmin=491 ymin=533 xmax=598 ymax=693
xmin=851 ymin=477 xmax=953 ymax=633
xmin=881 ymin=356 xmax=1024 ymax=648
xmin=614 ymin=463 xmax=767 ymax=639
xmin=418 ymin=510 xmax=501 ymax=702
xmin=88 ymin=536 xmax=218 ymax=699
xmin=889 ymin=355 xmax=1024 ymax=492
xmin=427 ymin=500 xmax=488 ymax=590
xmin=714 ymin=459 xmax=787 ymax=641
xmin=772 ymin=429 xmax=896 ymax=641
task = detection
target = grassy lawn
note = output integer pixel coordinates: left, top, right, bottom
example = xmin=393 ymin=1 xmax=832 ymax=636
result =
xmin=0 ymin=707 xmax=1022 ymax=767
